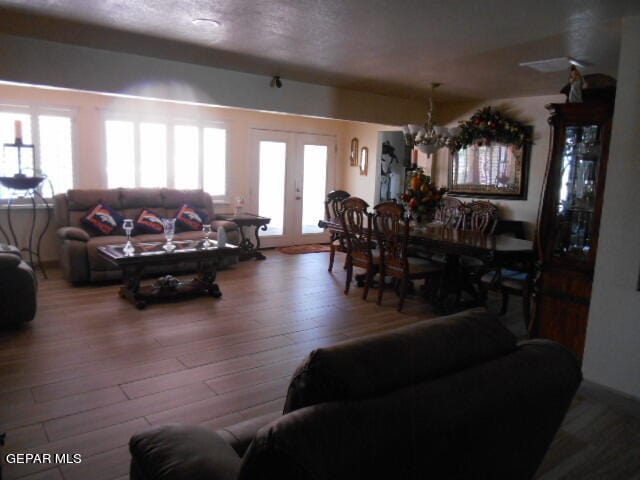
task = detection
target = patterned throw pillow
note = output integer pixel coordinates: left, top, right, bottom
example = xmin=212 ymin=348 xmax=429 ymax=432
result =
xmin=135 ymin=209 xmax=165 ymax=234
xmin=81 ymin=201 xmax=124 ymax=236
xmin=175 ymin=203 xmax=209 ymax=231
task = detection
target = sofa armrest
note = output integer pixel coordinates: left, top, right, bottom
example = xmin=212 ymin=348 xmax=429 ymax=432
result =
xmin=0 ymin=253 xmax=21 ymax=271
xmin=57 ymin=226 xmax=90 ymax=242
xmin=211 ymin=220 xmax=238 ymax=232
xmin=217 ymin=412 xmax=281 ymax=457
xmin=130 ymin=425 xmax=241 ymax=480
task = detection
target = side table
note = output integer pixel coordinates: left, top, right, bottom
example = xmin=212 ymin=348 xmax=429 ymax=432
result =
xmin=0 ymin=176 xmax=52 ymax=278
xmin=218 ymin=213 xmax=270 ymax=260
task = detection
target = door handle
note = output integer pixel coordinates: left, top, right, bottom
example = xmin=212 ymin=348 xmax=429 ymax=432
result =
xmin=295 ymin=180 xmax=302 ymax=200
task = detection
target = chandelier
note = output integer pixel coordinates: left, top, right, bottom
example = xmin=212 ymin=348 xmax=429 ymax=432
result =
xmin=403 ymin=83 xmax=461 ymax=155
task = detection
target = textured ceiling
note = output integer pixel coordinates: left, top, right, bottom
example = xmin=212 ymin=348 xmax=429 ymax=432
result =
xmin=0 ymin=0 xmax=638 ymax=102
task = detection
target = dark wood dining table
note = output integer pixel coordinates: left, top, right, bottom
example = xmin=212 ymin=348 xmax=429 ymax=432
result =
xmin=318 ymin=219 xmax=535 ymax=313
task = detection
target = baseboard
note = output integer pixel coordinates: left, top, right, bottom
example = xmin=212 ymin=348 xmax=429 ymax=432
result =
xmin=580 ymin=380 xmax=640 ymax=419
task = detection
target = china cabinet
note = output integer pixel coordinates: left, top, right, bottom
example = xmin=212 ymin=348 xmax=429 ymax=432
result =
xmin=531 ymin=98 xmax=615 ymax=358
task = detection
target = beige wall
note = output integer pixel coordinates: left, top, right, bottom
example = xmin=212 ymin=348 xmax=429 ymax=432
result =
xmin=0 ymin=83 xmax=386 ymax=261
xmin=583 ymin=16 xmax=640 ymax=400
xmin=433 ymin=94 xmax=564 ymax=239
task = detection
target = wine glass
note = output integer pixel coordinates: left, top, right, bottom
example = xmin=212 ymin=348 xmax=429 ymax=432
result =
xmin=162 ymin=218 xmax=176 ymax=252
xmin=122 ymin=219 xmax=134 ymax=255
xmin=202 ymin=224 xmax=213 ymax=249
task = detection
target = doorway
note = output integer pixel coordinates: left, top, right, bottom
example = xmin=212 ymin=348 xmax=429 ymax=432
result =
xmin=249 ymin=129 xmax=336 ymax=247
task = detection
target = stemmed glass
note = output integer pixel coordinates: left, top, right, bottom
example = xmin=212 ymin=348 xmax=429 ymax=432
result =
xmin=122 ymin=219 xmax=134 ymax=255
xmin=162 ymin=218 xmax=176 ymax=252
xmin=202 ymin=224 xmax=213 ymax=249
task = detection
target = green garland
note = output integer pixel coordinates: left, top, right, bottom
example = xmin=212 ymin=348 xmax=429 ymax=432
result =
xmin=451 ymin=107 xmax=532 ymax=151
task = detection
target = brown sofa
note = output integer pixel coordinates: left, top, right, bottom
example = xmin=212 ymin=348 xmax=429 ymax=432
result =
xmin=0 ymin=244 xmax=37 ymax=325
xmin=129 ymin=308 xmax=582 ymax=480
xmin=54 ymin=188 xmax=239 ymax=283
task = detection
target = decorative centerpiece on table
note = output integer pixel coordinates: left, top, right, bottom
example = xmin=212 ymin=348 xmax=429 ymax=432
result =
xmin=449 ymin=106 xmax=532 ymax=151
xmin=400 ymin=168 xmax=447 ymax=224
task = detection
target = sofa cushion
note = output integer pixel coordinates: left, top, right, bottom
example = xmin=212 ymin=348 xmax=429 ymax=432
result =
xmin=135 ymin=209 xmax=166 ymax=234
xmin=130 ymin=425 xmax=241 ymax=480
xmin=176 ymin=203 xmax=209 ymax=231
xmin=283 ymin=308 xmax=517 ymax=413
xmin=81 ymin=201 xmax=124 ymax=236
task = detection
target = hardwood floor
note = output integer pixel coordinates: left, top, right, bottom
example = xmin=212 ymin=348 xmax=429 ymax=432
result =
xmin=1 ymin=250 xmax=638 ymax=479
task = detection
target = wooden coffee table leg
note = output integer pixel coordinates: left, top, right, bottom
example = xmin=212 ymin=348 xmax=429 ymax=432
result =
xmin=196 ymin=258 xmax=222 ymax=297
xmin=119 ymin=265 xmax=147 ymax=309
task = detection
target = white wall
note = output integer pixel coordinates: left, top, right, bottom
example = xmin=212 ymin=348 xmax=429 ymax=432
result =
xmin=434 ymin=94 xmax=564 ymax=239
xmin=0 ymin=33 xmax=424 ymax=126
xmin=583 ymin=17 xmax=640 ymax=400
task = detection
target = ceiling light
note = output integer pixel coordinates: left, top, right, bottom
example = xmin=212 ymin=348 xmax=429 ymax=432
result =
xmin=519 ymin=57 xmax=585 ymax=73
xmin=403 ymin=83 xmax=460 ymax=155
xmin=192 ymin=18 xmax=221 ymax=27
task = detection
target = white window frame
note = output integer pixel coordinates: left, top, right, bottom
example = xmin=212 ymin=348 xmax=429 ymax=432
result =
xmin=101 ymin=111 xmax=230 ymax=202
xmin=0 ymin=102 xmax=77 ymax=201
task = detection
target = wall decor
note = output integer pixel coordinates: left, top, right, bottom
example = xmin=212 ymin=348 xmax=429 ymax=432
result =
xmin=359 ymin=146 xmax=368 ymax=176
xmin=448 ymin=107 xmax=532 ymax=199
xmin=448 ymin=141 xmax=531 ymax=199
xmin=349 ymin=138 xmax=359 ymax=166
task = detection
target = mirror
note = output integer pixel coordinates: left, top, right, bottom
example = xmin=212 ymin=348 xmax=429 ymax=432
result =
xmin=448 ymin=142 xmax=530 ymax=199
xmin=349 ymin=138 xmax=359 ymax=166
xmin=359 ymin=147 xmax=368 ymax=176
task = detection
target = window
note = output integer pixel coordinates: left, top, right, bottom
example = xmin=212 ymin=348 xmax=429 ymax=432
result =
xmin=104 ymin=117 xmax=228 ymax=198
xmin=0 ymin=109 xmax=74 ymax=199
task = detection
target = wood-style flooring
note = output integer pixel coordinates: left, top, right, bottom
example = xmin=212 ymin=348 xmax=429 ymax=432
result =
xmin=0 ymin=250 xmax=638 ymax=479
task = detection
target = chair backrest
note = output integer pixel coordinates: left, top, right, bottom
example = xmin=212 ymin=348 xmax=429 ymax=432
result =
xmin=434 ymin=196 xmax=463 ymax=229
xmin=324 ymin=190 xmax=350 ymax=223
xmin=463 ymin=200 xmax=499 ymax=234
xmin=373 ymin=201 xmax=409 ymax=274
xmin=340 ymin=197 xmax=371 ymax=256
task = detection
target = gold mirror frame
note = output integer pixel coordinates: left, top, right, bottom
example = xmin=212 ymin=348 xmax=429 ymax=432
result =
xmin=359 ymin=146 xmax=368 ymax=176
xmin=349 ymin=138 xmax=359 ymax=166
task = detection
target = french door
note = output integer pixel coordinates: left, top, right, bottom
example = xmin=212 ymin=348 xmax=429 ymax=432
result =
xmin=249 ymin=129 xmax=335 ymax=247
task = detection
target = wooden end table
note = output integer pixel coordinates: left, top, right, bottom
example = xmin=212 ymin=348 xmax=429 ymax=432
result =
xmin=218 ymin=213 xmax=270 ymax=260
xmin=98 ymin=239 xmax=239 ymax=309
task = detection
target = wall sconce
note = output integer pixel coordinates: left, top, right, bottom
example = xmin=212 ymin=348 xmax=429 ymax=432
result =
xmin=270 ymin=76 xmax=282 ymax=88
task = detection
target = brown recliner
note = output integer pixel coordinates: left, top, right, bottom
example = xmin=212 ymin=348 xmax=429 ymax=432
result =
xmin=0 ymin=244 xmax=37 ymax=325
xmin=129 ymin=308 xmax=582 ymax=480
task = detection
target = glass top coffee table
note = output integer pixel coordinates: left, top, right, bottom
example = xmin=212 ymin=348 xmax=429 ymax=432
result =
xmin=98 ymin=239 xmax=238 ymax=309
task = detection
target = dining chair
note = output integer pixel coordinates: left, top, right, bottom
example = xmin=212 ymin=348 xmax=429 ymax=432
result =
xmin=434 ymin=196 xmax=464 ymax=229
xmin=373 ymin=202 xmax=442 ymax=312
xmin=340 ymin=197 xmax=378 ymax=299
xmin=462 ymin=200 xmax=499 ymax=233
xmin=324 ymin=190 xmax=350 ymax=272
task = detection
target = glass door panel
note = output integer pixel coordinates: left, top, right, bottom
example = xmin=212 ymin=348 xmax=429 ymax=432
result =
xmin=301 ymin=144 xmax=328 ymax=234
xmin=553 ymin=124 xmax=601 ymax=259
xmin=258 ymin=140 xmax=287 ymax=237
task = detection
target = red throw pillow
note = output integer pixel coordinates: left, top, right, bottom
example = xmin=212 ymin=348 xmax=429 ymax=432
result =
xmin=175 ymin=203 xmax=209 ymax=231
xmin=81 ymin=201 xmax=124 ymax=236
xmin=135 ymin=209 xmax=165 ymax=234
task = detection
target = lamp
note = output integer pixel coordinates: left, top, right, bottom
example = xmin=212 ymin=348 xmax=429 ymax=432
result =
xmin=403 ymin=83 xmax=461 ymax=155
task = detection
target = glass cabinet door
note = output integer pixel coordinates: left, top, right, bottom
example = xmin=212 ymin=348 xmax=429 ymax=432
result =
xmin=553 ymin=124 xmax=601 ymax=259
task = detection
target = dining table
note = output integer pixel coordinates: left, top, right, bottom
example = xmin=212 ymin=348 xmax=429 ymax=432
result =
xmin=318 ymin=219 xmax=535 ymax=313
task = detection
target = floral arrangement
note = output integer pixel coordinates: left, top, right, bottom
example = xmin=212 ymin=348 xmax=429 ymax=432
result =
xmin=451 ymin=107 xmax=532 ymax=150
xmin=400 ymin=168 xmax=447 ymax=219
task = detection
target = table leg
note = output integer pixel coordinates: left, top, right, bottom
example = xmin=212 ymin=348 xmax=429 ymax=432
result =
xmin=119 ymin=265 xmax=146 ymax=309
xmin=195 ymin=258 xmax=222 ymax=297
xmin=237 ymin=224 xmax=267 ymax=260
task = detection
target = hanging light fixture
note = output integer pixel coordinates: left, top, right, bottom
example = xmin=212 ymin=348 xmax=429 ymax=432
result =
xmin=403 ymin=83 xmax=461 ymax=155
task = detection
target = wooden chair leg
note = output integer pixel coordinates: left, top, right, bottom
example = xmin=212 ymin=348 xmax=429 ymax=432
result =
xmin=363 ymin=267 xmax=373 ymax=300
xmin=377 ymin=268 xmax=385 ymax=306
xmin=522 ymin=285 xmax=532 ymax=332
xmin=500 ymin=289 xmax=510 ymax=315
xmin=397 ymin=276 xmax=409 ymax=312
xmin=344 ymin=259 xmax=353 ymax=295
xmin=328 ymin=244 xmax=335 ymax=272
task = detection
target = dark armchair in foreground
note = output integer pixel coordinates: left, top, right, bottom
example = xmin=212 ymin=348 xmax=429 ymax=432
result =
xmin=0 ymin=244 xmax=37 ymax=325
xmin=129 ymin=308 xmax=581 ymax=480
